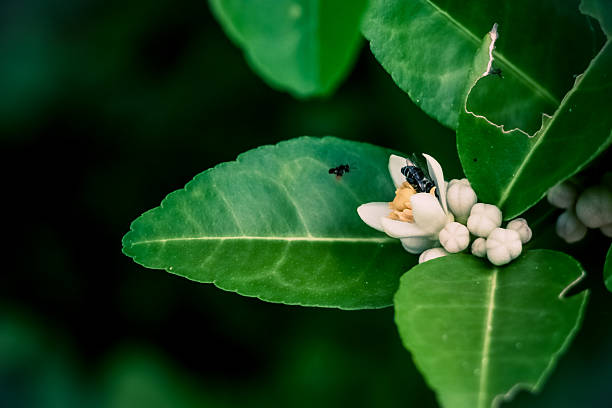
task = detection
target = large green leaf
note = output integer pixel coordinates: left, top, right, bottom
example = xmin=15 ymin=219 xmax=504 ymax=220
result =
xmin=362 ymin=0 xmax=600 ymax=130
xmin=605 ymin=244 xmax=612 ymax=293
xmin=457 ymin=6 xmax=612 ymax=220
xmin=123 ymin=137 xmax=414 ymax=309
xmin=394 ymin=250 xmax=588 ymax=408
xmin=209 ymin=0 xmax=369 ymax=97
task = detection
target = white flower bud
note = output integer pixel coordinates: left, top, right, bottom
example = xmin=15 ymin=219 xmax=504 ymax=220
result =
xmin=547 ymin=181 xmax=577 ymax=209
xmin=467 ymin=203 xmax=502 ymax=237
xmin=506 ymin=218 xmax=532 ymax=244
xmin=446 ymin=178 xmax=477 ymax=224
xmin=438 ymin=222 xmax=470 ymax=253
xmin=601 ymin=223 xmax=612 ymax=237
xmin=486 ymin=228 xmax=522 ymax=266
xmin=471 ymin=237 xmax=487 ymax=257
xmin=575 ymin=185 xmax=612 ymax=228
xmin=556 ymin=210 xmax=587 ymax=243
xmin=418 ymin=247 xmax=450 ymax=264
xmin=447 ymin=178 xmax=470 ymax=189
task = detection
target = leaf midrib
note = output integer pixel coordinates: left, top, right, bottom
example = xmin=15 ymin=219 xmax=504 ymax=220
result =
xmin=477 ymin=268 xmax=497 ymax=408
xmin=424 ymin=0 xmax=560 ymax=106
xmin=128 ymin=236 xmax=396 ymax=246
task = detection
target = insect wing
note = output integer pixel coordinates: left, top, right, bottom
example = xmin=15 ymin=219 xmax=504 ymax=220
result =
xmin=408 ymin=153 xmax=432 ymax=181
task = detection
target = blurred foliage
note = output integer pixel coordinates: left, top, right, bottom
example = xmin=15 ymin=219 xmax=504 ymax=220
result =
xmin=1 ymin=0 xmax=611 ymax=407
xmin=209 ymin=0 xmax=369 ymax=97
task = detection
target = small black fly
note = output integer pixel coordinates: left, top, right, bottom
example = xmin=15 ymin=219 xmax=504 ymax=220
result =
xmin=401 ymin=158 xmax=435 ymax=193
xmin=488 ymin=67 xmax=503 ymax=78
xmin=329 ymin=164 xmax=350 ymax=179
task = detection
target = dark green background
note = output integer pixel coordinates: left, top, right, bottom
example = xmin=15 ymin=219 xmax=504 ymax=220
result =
xmin=2 ymin=0 xmax=611 ymax=406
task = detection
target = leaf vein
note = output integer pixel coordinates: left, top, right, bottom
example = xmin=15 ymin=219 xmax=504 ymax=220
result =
xmin=129 ymin=236 xmax=395 ymax=245
xmin=424 ymin=0 xmax=559 ymax=107
xmin=478 ymin=269 xmax=497 ymax=408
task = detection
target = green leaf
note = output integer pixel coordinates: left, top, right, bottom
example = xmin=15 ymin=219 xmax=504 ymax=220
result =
xmin=362 ymin=0 xmax=600 ymax=130
xmin=605 ymin=244 xmax=612 ymax=293
xmin=457 ymin=11 xmax=612 ymax=220
xmin=209 ymin=0 xmax=369 ymax=97
xmin=581 ymin=0 xmax=612 ymax=35
xmin=394 ymin=250 xmax=588 ymax=408
xmin=123 ymin=136 xmax=414 ymax=309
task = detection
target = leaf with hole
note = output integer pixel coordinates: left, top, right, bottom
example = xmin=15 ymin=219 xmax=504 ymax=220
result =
xmin=362 ymin=0 xmax=601 ymax=130
xmin=457 ymin=5 xmax=612 ymax=220
xmin=209 ymin=0 xmax=369 ymax=97
xmin=123 ymin=137 xmax=415 ymax=309
xmin=394 ymin=250 xmax=588 ymax=408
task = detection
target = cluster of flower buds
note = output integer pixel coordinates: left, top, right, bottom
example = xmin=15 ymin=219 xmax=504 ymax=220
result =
xmin=548 ymin=176 xmax=612 ymax=243
xmin=357 ymin=154 xmax=532 ymax=267
xmin=419 ymin=179 xmax=532 ymax=266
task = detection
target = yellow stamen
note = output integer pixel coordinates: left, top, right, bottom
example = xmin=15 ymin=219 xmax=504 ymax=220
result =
xmin=389 ymin=182 xmax=416 ymax=221
xmin=388 ymin=183 xmax=437 ymax=222
xmin=389 ymin=208 xmax=414 ymax=222
xmin=389 ymin=183 xmax=416 ymax=210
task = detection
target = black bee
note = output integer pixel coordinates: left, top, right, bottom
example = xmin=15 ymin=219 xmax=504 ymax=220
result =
xmin=401 ymin=158 xmax=435 ymax=193
xmin=329 ymin=164 xmax=350 ymax=179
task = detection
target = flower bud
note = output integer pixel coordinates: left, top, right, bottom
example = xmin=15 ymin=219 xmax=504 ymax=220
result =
xmin=575 ymin=185 xmax=612 ymax=228
xmin=601 ymin=223 xmax=612 ymax=238
xmin=506 ymin=218 xmax=532 ymax=244
xmin=467 ymin=203 xmax=502 ymax=237
xmin=418 ymin=247 xmax=449 ymax=264
xmin=446 ymin=178 xmax=477 ymax=224
xmin=547 ymin=181 xmax=577 ymax=209
xmin=438 ymin=222 xmax=470 ymax=253
xmin=471 ymin=237 xmax=487 ymax=258
xmin=556 ymin=210 xmax=587 ymax=243
xmin=486 ymin=228 xmax=522 ymax=266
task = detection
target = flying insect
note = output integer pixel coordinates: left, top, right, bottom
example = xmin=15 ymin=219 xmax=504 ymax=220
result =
xmin=329 ymin=164 xmax=350 ymax=179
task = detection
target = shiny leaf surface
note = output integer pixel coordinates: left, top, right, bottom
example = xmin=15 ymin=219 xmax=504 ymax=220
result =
xmin=395 ymin=251 xmax=588 ymax=408
xmin=123 ymin=137 xmax=414 ymax=309
xmin=457 ymin=8 xmax=612 ymax=219
xmin=362 ymin=0 xmax=599 ymax=130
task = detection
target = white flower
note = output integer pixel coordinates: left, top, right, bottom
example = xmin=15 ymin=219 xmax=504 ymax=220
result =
xmin=506 ymin=218 xmax=532 ymax=244
xmin=575 ymin=185 xmax=612 ymax=228
xmin=357 ymin=153 xmax=452 ymax=254
xmin=419 ymin=248 xmax=450 ymax=264
xmin=439 ymin=222 xmax=470 ymax=253
xmin=471 ymin=237 xmax=487 ymax=258
xmin=547 ymin=181 xmax=578 ymax=209
xmin=486 ymin=228 xmax=522 ymax=266
xmin=467 ymin=203 xmax=502 ymax=237
xmin=446 ymin=178 xmax=477 ymax=224
xmin=556 ymin=210 xmax=587 ymax=243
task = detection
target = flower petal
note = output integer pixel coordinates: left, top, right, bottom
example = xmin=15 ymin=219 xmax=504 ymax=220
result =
xmin=388 ymin=154 xmax=407 ymax=189
xmin=411 ymin=192 xmax=448 ymax=236
xmin=401 ymin=237 xmax=436 ymax=254
xmin=381 ymin=217 xmax=429 ymax=238
xmin=422 ymin=153 xmax=448 ymax=214
xmin=357 ymin=202 xmax=390 ymax=232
